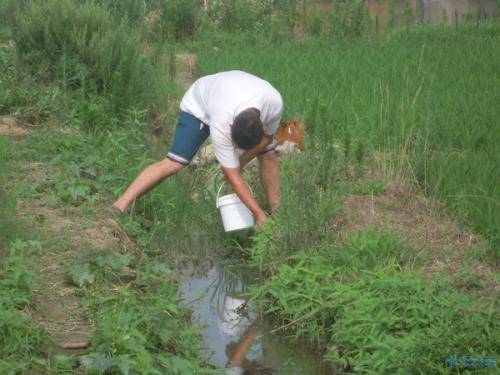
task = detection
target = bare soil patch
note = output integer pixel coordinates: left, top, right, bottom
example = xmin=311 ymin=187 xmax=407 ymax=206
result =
xmin=0 ymin=115 xmax=29 ymax=138
xmin=333 ymin=180 xmax=498 ymax=298
xmin=15 ymin=160 xmax=138 ymax=353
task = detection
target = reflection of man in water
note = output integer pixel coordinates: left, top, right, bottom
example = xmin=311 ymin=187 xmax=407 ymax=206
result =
xmin=225 ymin=319 xmax=261 ymax=374
xmin=219 ymin=294 xmax=264 ymax=373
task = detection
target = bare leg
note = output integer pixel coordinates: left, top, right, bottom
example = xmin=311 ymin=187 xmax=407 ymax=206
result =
xmin=113 ymin=158 xmax=185 ymax=213
xmin=226 ymin=318 xmax=261 ymax=369
xmin=257 ymin=151 xmax=280 ymax=212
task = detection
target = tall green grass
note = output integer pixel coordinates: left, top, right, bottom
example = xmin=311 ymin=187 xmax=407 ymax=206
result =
xmin=8 ymin=0 xmax=176 ymax=125
xmin=194 ymin=21 xmax=500 ymax=253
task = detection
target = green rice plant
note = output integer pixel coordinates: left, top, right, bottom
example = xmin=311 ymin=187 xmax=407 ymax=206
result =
xmin=203 ymin=0 xmax=274 ymax=34
xmin=195 ymin=20 xmax=500 ymax=255
xmin=402 ymin=0 xmax=414 ymax=26
xmin=329 ymin=0 xmax=372 ymax=37
xmin=386 ymin=0 xmax=397 ymax=29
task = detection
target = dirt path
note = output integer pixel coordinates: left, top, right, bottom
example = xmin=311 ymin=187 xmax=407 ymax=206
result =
xmin=0 ymin=115 xmax=29 ymax=138
xmin=3 ymin=117 xmax=138 ymax=353
xmin=2 ymin=54 xmax=200 ymax=354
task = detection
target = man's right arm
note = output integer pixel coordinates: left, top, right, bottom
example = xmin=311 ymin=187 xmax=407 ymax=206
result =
xmin=221 ymin=166 xmax=267 ymax=226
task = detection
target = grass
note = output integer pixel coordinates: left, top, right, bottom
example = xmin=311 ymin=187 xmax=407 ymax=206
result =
xmin=193 ymin=21 xmax=500 ymax=255
xmin=0 ymin=138 xmax=49 ymax=372
xmin=249 ymin=228 xmax=499 ymax=374
xmin=1 ymin=119 xmax=217 ymax=373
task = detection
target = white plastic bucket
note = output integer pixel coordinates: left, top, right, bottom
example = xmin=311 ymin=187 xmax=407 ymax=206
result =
xmin=216 ymin=184 xmax=255 ymax=232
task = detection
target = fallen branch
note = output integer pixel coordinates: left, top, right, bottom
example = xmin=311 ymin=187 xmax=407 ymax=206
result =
xmin=59 ymin=341 xmax=91 ymax=350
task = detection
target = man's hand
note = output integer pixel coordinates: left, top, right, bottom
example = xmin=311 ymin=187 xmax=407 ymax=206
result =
xmin=254 ymin=211 xmax=267 ymax=227
xmin=221 ymin=166 xmax=267 ymax=226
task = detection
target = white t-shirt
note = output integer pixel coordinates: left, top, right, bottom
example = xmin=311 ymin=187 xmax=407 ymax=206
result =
xmin=180 ymin=70 xmax=284 ymax=168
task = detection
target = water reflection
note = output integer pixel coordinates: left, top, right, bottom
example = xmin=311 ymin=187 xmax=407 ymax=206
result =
xmin=180 ymin=265 xmax=336 ymax=374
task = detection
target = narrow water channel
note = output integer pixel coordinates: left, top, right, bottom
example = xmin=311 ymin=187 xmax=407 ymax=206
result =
xmin=180 ymin=263 xmax=336 ymax=374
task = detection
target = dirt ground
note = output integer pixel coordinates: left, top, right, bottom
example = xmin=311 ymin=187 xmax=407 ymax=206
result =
xmin=332 ymin=180 xmax=498 ymax=298
xmin=0 ymin=115 xmax=29 ymax=138
xmin=16 ymin=160 xmax=138 ymax=352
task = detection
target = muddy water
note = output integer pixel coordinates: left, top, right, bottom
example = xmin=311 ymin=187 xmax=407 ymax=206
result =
xmin=308 ymin=0 xmax=498 ymax=25
xmin=180 ymin=264 xmax=336 ymax=374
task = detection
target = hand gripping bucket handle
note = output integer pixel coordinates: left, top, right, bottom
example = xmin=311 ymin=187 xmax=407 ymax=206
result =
xmin=216 ymin=182 xmax=254 ymax=202
xmin=216 ymin=182 xmax=255 ymax=232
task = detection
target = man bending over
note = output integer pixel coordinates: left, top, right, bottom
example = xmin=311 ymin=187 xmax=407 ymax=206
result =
xmin=113 ymin=70 xmax=283 ymax=226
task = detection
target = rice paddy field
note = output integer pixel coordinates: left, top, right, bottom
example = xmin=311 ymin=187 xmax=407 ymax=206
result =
xmin=194 ymin=23 xmax=500 ymax=252
xmin=0 ymin=0 xmax=499 ymax=373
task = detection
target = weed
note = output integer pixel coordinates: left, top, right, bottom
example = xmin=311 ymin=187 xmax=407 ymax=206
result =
xmin=9 ymin=0 xmax=173 ymax=123
xmin=251 ymin=229 xmax=498 ymax=373
xmin=76 ymin=254 xmax=214 ymax=374
xmin=0 ymin=233 xmax=48 ymax=371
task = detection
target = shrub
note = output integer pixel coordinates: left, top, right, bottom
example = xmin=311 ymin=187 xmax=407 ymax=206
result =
xmin=203 ymin=0 xmax=273 ymax=33
xmin=155 ymin=0 xmax=199 ymax=42
xmin=329 ymin=0 xmax=372 ymax=37
xmin=10 ymin=0 xmax=158 ymax=122
xmin=97 ymin=0 xmax=150 ymax=26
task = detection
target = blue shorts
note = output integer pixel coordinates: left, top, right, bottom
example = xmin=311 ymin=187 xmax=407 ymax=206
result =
xmin=167 ymin=111 xmax=276 ymax=166
xmin=167 ymin=111 xmax=210 ymax=165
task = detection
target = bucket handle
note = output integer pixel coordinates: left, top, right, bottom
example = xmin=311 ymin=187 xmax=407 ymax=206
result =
xmin=216 ymin=182 xmax=253 ymax=203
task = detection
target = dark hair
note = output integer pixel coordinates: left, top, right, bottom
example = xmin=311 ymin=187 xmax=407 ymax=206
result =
xmin=231 ymin=110 xmax=264 ymax=150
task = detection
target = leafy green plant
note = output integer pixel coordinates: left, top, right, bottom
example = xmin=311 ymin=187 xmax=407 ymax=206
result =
xmin=67 ymin=263 xmax=96 ymax=287
xmin=80 ymin=257 xmax=214 ymax=374
xmin=257 ymin=143 xmax=344 ymax=258
xmin=0 ymin=240 xmax=48 ymax=372
xmin=251 ymin=229 xmax=498 ymax=373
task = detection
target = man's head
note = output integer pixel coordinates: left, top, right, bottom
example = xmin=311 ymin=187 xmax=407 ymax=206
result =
xmin=231 ymin=109 xmax=263 ymax=150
